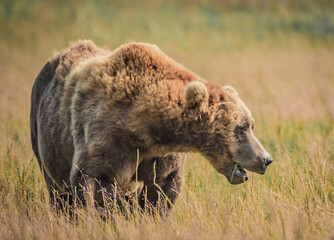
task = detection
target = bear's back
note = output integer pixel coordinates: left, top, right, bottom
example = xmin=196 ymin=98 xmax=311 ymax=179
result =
xmin=51 ymin=40 xmax=110 ymax=83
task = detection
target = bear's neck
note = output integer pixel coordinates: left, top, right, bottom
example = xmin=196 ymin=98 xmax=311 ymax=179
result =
xmin=143 ymin=96 xmax=213 ymax=157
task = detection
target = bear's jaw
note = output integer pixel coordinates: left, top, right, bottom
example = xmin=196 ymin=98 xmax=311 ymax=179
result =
xmin=229 ymin=163 xmax=248 ymax=185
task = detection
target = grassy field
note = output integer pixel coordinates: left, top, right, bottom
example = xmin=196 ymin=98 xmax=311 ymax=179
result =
xmin=0 ymin=0 xmax=334 ymax=239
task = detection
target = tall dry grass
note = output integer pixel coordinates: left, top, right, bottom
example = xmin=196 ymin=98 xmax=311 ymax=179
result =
xmin=0 ymin=0 xmax=333 ymax=239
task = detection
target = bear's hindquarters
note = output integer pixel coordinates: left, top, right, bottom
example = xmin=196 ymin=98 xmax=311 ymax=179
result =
xmin=30 ymin=61 xmax=74 ymax=207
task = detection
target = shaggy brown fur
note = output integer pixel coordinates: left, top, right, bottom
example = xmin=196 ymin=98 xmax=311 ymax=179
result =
xmin=30 ymin=40 xmax=272 ymax=211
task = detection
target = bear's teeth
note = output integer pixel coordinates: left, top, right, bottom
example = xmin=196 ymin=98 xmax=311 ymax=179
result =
xmin=234 ymin=166 xmax=247 ymax=178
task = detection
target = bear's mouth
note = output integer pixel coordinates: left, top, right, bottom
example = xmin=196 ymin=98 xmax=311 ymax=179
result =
xmin=229 ymin=163 xmax=248 ymax=184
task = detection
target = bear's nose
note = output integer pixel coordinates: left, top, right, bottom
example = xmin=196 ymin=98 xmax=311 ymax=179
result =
xmin=264 ymin=157 xmax=273 ymax=166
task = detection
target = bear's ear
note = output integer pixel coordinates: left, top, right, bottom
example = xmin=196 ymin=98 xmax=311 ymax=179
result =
xmin=222 ymin=85 xmax=239 ymax=97
xmin=184 ymin=81 xmax=209 ymax=110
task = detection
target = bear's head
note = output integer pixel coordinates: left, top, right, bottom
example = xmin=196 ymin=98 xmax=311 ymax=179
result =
xmin=184 ymin=81 xmax=273 ymax=184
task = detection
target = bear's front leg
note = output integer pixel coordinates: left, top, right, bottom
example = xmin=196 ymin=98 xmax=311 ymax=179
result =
xmin=137 ymin=153 xmax=185 ymax=213
xmin=69 ymin=146 xmax=139 ymax=212
xmin=43 ymin=167 xmax=73 ymax=210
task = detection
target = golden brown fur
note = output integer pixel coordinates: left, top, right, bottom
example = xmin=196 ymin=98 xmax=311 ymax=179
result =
xmin=30 ymin=40 xmax=273 ymax=212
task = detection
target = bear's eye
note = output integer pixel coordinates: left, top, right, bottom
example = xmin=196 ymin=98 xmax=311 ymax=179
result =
xmin=238 ymin=123 xmax=249 ymax=132
xmin=241 ymin=126 xmax=248 ymax=132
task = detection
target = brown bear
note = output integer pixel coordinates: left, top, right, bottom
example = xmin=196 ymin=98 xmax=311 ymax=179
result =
xmin=30 ymin=40 xmax=273 ymax=211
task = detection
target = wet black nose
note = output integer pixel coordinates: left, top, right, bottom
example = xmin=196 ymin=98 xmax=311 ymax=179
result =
xmin=264 ymin=157 xmax=273 ymax=166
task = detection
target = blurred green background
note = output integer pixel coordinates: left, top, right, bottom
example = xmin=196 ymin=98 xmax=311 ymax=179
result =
xmin=1 ymin=0 xmax=334 ymax=54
